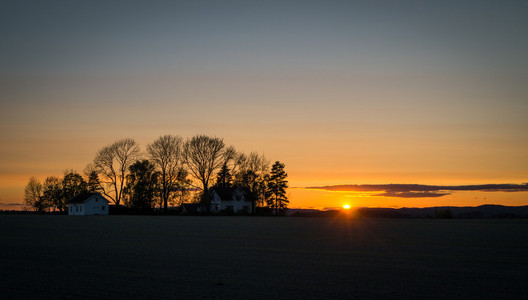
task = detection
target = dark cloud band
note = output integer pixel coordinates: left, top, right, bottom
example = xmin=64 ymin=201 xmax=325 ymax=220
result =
xmin=305 ymin=183 xmax=528 ymax=198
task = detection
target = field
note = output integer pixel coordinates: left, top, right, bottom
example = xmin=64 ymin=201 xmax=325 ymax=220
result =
xmin=1 ymin=216 xmax=527 ymax=299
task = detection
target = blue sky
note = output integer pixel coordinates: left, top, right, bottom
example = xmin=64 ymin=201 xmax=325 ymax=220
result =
xmin=3 ymin=1 xmax=527 ymax=75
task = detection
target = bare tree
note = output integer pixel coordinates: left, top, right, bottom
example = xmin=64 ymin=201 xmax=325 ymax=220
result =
xmin=93 ymin=138 xmax=141 ymax=206
xmin=24 ymin=176 xmax=46 ymax=212
xmin=42 ymin=176 xmax=62 ymax=212
xmin=223 ymin=146 xmax=237 ymax=166
xmin=235 ymin=152 xmax=269 ymax=179
xmin=183 ymin=135 xmax=230 ymax=194
xmin=147 ymin=135 xmax=184 ymax=212
xmin=234 ymin=152 xmax=270 ymax=213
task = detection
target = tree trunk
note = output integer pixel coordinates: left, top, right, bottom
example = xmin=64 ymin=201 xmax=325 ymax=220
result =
xmin=275 ymin=195 xmax=278 ymax=215
xmin=163 ymin=187 xmax=168 ymax=213
xmin=162 ymin=170 xmax=168 ymax=213
xmin=202 ymin=179 xmax=210 ymax=212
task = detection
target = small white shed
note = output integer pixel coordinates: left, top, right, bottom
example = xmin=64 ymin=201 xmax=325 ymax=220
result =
xmin=67 ymin=192 xmax=110 ymax=215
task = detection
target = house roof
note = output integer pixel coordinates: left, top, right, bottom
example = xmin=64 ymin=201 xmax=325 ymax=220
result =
xmin=66 ymin=191 xmax=109 ymax=204
xmin=209 ymin=186 xmax=251 ymax=202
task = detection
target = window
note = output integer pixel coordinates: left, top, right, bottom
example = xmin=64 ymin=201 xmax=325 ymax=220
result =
xmin=80 ymin=206 xmax=82 ymax=211
xmin=102 ymin=206 xmax=105 ymax=211
xmin=226 ymin=205 xmax=234 ymax=210
xmin=76 ymin=206 xmax=78 ymax=212
xmin=243 ymin=206 xmax=249 ymax=211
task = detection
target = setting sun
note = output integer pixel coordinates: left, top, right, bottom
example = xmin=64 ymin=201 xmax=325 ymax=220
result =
xmin=343 ymin=204 xmax=351 ymax=209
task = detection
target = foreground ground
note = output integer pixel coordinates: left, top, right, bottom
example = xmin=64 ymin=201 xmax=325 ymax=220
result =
xmin=0 ymin=215 xmax=527 ymax=299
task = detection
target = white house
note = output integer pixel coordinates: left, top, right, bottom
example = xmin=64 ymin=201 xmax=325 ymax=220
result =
xmin=209 ymin=186 xmax=252 ymax=213
xmin=67 ymin=192 xmax=110 ymax=216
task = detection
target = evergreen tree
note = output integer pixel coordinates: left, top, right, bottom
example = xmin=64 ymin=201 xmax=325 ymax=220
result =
xmin=86 ymin=170 xmax=102 ymax=193
xmin=215 ymin=163 xmax=232 ymax=189
xmin=266 ymin=161 xmax=288 ymax=215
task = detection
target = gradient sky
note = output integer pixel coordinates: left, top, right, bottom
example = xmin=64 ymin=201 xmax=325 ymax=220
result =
xmin=1 ymin=0 xmax=528 ymax=209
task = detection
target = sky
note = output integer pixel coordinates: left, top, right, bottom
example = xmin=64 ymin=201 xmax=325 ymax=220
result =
xmin=1 ymin=0 xmax=528 ymax=210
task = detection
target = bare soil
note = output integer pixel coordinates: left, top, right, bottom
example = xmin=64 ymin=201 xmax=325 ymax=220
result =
xmin=1 ymin=216 xmax=527 ymax=299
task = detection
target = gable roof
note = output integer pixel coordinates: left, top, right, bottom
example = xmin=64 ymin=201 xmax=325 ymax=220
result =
xmin=66 ymin=191 xmax=109 ymax=204
xmin=209 ymin=186 xmax=251 ymax=202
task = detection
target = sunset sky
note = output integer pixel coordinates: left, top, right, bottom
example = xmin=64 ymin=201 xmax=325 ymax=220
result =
xmin=1 ymin=1 xmax=528 ymax=210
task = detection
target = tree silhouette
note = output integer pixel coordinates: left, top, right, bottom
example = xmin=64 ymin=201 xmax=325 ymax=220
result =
xmin=24 ymin=177 xmax=46 ymax=212
xmin=266 ymin=161 xmax=288 ymax=215
xmin=147 ymin=135 xmax=184 ymax=213
xmin=234 ymin=152 xmax=269 ymax=214
xmin=172 ymin=167 xmax=193 ymax=207
xmin=42 ymin=176 xmax=62 ymax=212
xmin=93 ymin=138 xmax=140 ymax=206
xmin=124 ymin=160 xmax=159 ymax=211
xmin=23 ymin=134 xmax=286 ymax=216
xmin=85 ymin=170 xmax=102 ymax=193
xmin=61 ymin=171 xmax=87 ymax=211
xmin=215 ymin=163 xmax=233 ymax=189
xmin=183 ymin=135 xmax=231 ymax=203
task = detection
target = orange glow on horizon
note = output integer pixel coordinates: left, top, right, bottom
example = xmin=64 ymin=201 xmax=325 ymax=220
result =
xmin=288 ymin=187 xmax=528 ymax=210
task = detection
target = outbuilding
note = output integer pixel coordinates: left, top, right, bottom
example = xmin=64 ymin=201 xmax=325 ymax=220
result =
xmin=67 ymin=191 xmax=110 ymax=215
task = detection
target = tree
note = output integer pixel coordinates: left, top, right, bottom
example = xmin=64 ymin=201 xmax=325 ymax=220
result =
xmin=61 ymin=171 xmax=87 ymax=211
xmin=233 ymin=152 xmax=270 ymax=214
xmin=24 ymin=177 xmax=47 ymax=212
xmin=172 ymin=167 xmax=193 ymax=207
xmin=183 ymin=135 xmax=232 ymax=201
xmin=147 ymin=135 xmax=184 ymax=213
xmin=93 ymin=138 xmax=141 ymax=206
xmin=266 ymin=161 xmax=288 ymax=215
xmin=85 ymin=169 xmax=102 ymax=193
xmin=215 ymin=163 xmax=233 ymax=189
xmin=41 ymin=176 xmax=62 ymax=212
xmin=124 ymin=160 xmax=159 ymax=211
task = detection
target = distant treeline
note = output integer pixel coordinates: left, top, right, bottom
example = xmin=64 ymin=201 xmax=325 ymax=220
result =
xmin=23 ymin=134 xmax=288 ymax=215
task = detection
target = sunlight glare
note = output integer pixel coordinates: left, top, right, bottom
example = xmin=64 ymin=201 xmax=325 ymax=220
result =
xmin=343 ymin=204 xmax=351 ymax=209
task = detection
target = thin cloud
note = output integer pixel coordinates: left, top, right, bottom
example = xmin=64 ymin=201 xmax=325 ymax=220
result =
xmin=375 ymin=192 xmax=450 ymax=198
xmin=0 ymin=202 xmax=24 ymax=206
xmin=305 ymin=184 xmax=528 ymax=198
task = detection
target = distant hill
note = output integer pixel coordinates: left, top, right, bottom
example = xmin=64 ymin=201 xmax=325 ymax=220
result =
xmin=288 ymin=205 xmax=528 ymax=219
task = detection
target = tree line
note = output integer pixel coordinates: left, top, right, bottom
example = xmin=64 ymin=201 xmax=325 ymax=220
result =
xmin=24 ymin=135 xmax=288 ymax=214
